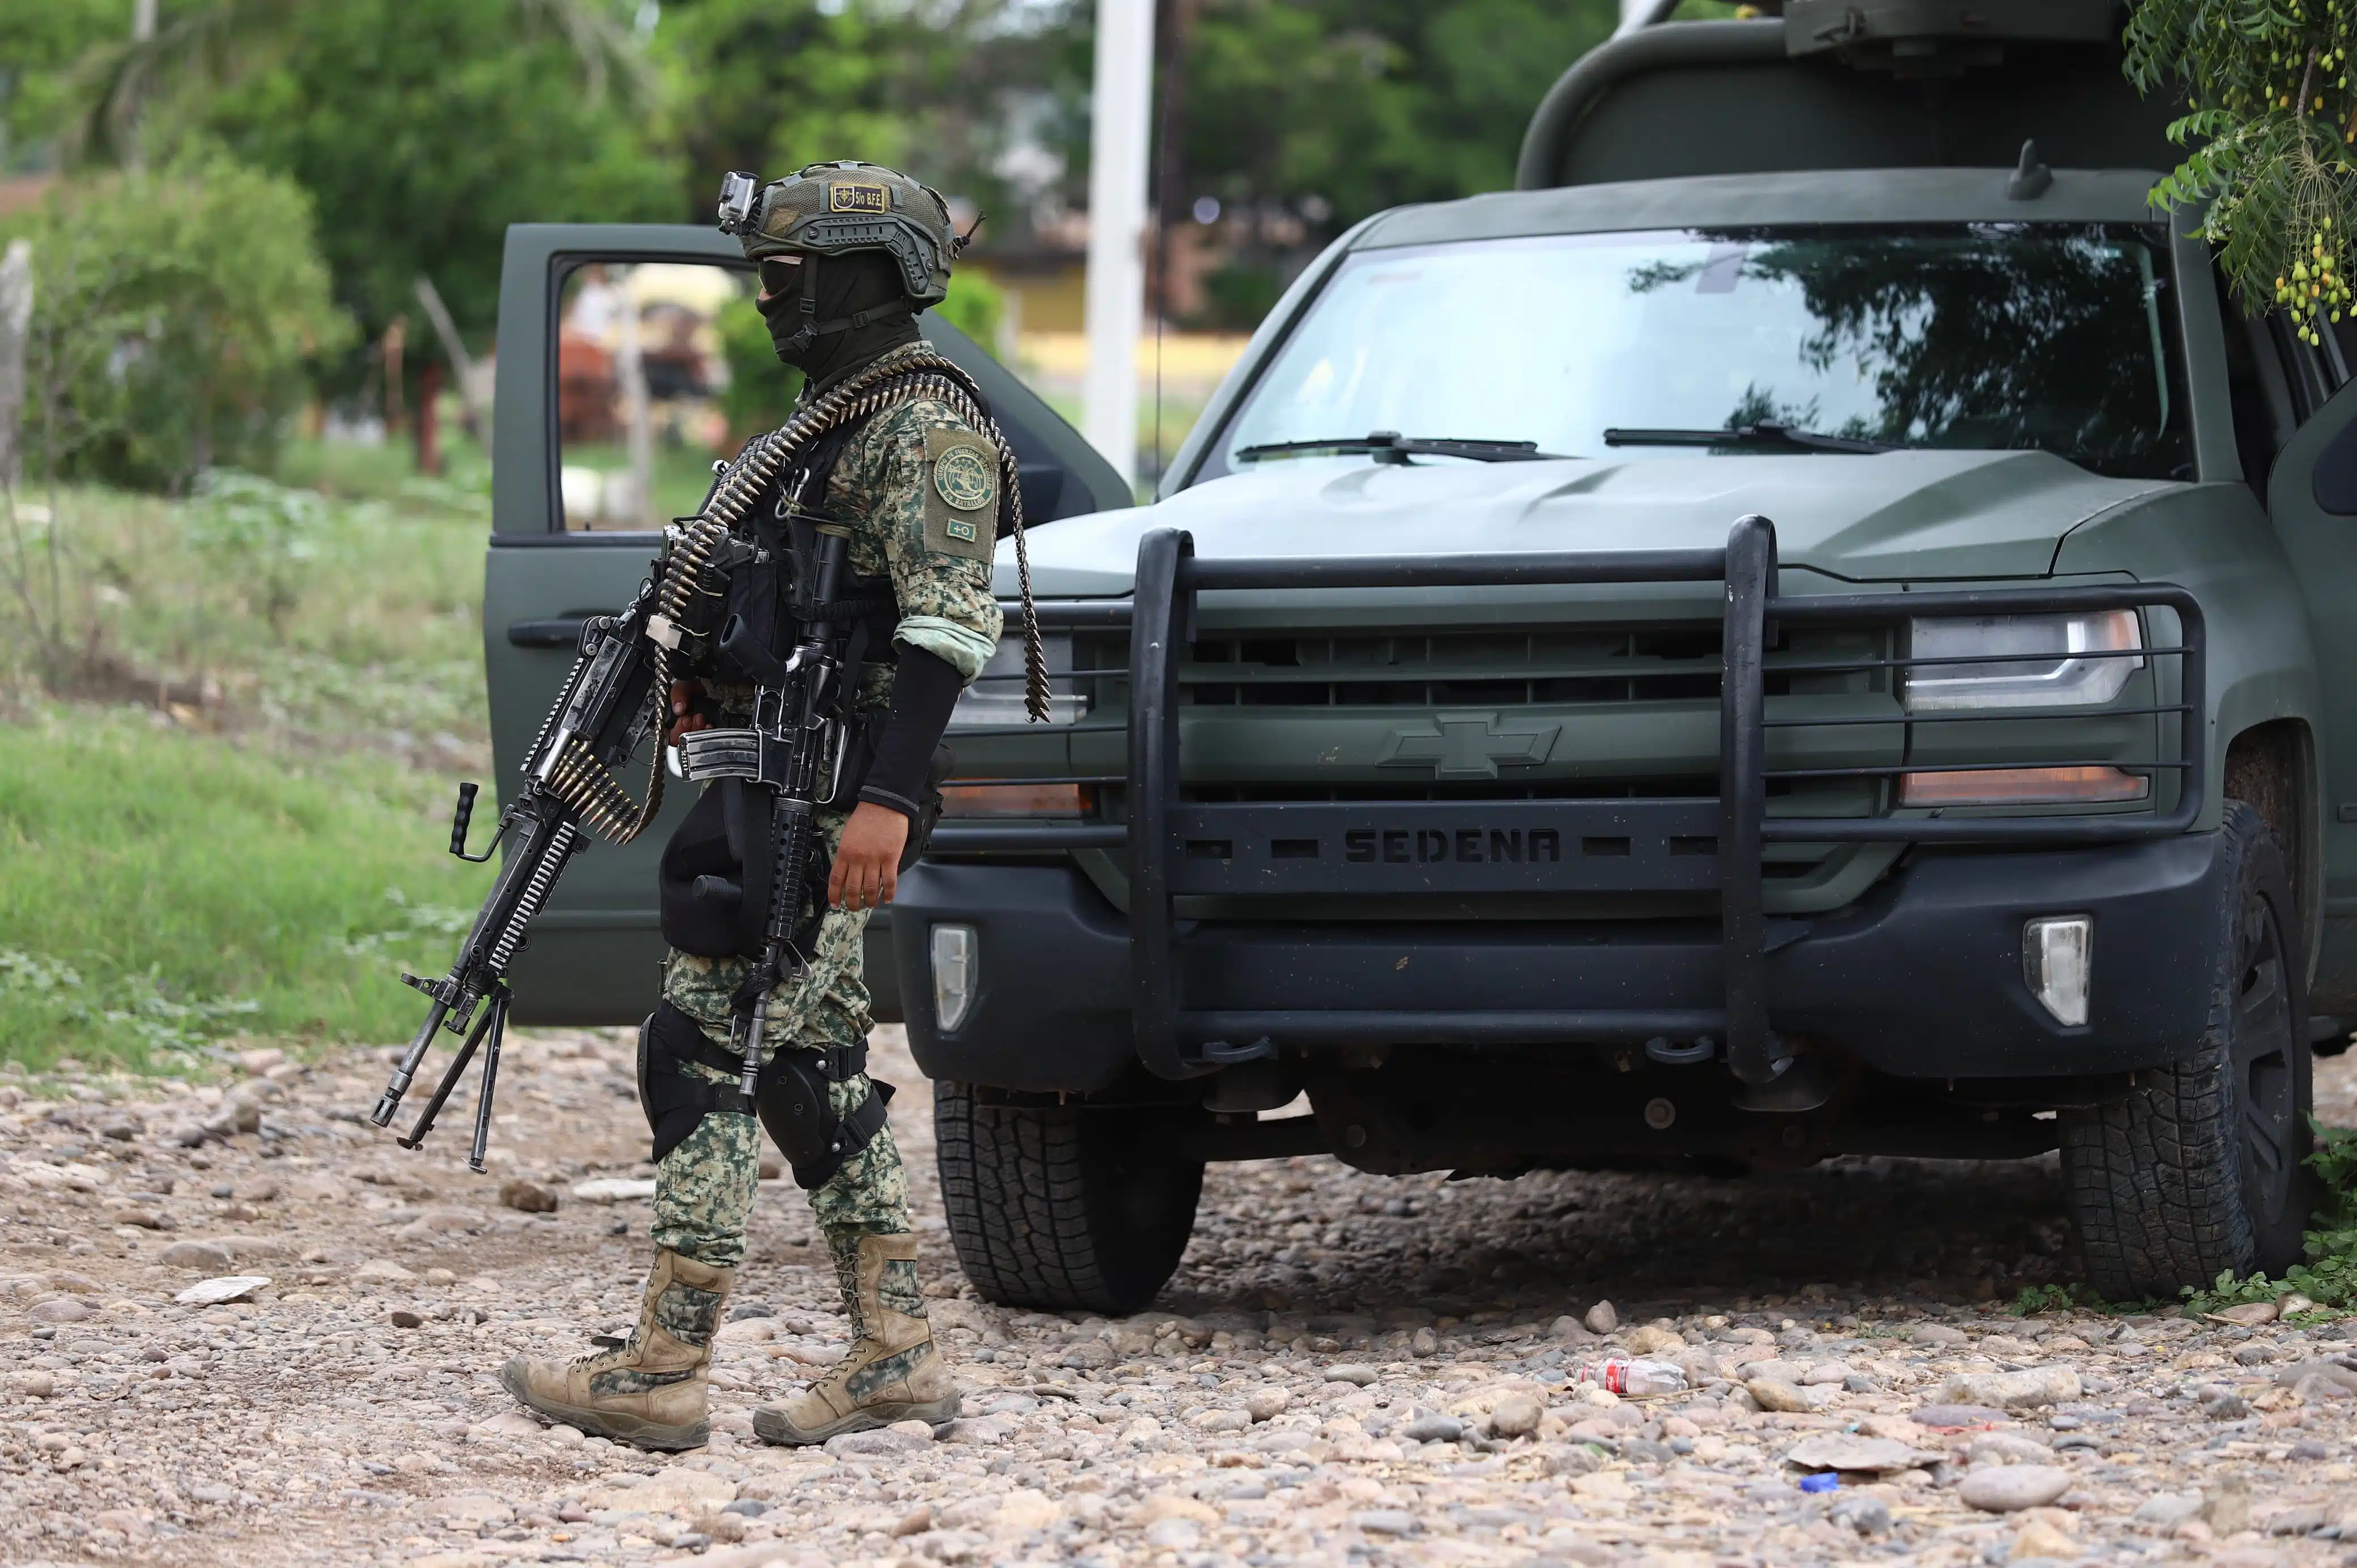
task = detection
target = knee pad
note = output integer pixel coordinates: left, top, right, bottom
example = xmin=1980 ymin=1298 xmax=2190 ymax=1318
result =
xmin=755 ymin=1054 xmax=895 ymax=1190
xmin=639 ymin=1001 xmax=748 ymax=1164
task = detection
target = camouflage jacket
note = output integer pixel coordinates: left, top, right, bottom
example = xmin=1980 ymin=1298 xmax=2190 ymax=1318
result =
xmin=712 ymin=342 xmax=1004 ymax=718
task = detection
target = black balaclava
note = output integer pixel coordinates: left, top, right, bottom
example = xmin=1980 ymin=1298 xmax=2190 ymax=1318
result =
xmin=756 ymin=249 xmax=922 ymax=393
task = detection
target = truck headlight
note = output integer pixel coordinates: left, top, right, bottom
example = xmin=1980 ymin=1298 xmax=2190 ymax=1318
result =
xmin=931 ymin=924 xmax=976 ymax=1032
xmin=1903 ymin=611 xmax=2143 ymax=711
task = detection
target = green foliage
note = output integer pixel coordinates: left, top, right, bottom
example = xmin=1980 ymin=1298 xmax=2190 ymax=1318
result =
xmin=650 ymin=0 xmax=1061 ymax=227
xmin=716 ymin=301 xmax=804 ymax=443
xmin=2126 ymin=0 xmax=2357 ymax=340
xmin=2011 ymin=1282 xmax=2107 ymax=1316
xmin=1173 ymin=1 xmax=1619 ymax=236
xmin=0 ymin=149 xmax=350 ymax=496
xmin=183 ymin=470 xmax=328 ymax=640
xmin=0 ymin=707 xmax=489 ymax=1071
xmin=179 ymin=0 xmax=679 ymax=342
xmin=0 ymin=0 xmax=120 ymax=170
xmin=930 ymin=270 xmax=1006 ymax=357
xmin=2182 ymin=1117 xmax=2357 ymax=1313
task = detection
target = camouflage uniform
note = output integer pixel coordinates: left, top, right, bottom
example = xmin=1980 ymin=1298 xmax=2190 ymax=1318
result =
xmin=652 ymin=341 xmax=1002 ymax=1276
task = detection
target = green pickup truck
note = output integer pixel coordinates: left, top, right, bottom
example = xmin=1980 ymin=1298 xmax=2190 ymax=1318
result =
xmin=487 ymin=1 xmax=2356 ymax=1312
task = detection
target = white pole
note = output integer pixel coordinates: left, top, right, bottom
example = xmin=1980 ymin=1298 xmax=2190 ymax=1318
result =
xmin=1615 ymin=0 xmax=1678 ymax=36
xmin=1082 ymin=0 xmax=1155 ymax=490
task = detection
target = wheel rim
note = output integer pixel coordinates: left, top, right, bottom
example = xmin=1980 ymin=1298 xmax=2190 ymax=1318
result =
xmin=2232 ymin=887 xmax=2299 ymax=1230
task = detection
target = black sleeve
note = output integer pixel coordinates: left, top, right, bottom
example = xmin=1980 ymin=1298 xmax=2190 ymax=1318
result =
xmin=858 ymin=646 xmax=963 ymax=820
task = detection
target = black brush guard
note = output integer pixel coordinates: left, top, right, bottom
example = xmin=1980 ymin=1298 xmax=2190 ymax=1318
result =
xmin=928 ymin=516 xmax=2205 ymax=1088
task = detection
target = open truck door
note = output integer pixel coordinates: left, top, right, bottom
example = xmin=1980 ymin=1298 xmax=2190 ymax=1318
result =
xmin=482 ymin=223 xmax=1129 ymax=1025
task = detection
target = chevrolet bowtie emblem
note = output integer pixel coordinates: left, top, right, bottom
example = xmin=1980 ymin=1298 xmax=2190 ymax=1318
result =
xmin=1376 ymin=711 xmax=1560 ymax=780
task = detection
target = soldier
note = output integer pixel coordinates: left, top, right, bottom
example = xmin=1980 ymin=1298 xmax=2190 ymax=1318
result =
xmin=501 ymin=161 xmax=1020 ymax=1451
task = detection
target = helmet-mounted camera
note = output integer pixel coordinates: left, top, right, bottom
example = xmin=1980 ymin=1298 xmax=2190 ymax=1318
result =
xmin=716 ymin=171 xmax=761 ymax=235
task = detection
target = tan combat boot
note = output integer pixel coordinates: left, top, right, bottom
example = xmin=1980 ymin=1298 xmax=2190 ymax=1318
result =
xmin=752 ymin=1232 xmax=959 ymax=1446
xmin=500 ymin=1248 xmax=730 ymax=1451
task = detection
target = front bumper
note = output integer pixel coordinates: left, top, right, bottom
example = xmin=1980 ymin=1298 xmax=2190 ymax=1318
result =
xmin=897 ymin=827 xmax=2231 ymax=1092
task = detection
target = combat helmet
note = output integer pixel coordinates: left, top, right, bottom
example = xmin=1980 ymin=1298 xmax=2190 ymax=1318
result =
xmin=717 ymin=161 xmax=964 ymax=310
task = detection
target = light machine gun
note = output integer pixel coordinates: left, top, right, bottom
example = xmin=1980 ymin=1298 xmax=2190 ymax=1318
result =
xmin=368 ymin=504 xmax=744 ymax=1170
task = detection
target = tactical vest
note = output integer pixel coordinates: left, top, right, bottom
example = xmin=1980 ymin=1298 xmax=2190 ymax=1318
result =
xmin=657 ymin=417 xmax=911 ymax=960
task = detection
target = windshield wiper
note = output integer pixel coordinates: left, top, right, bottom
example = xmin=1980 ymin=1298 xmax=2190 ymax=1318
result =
xmin=1235 ymin=430 xmax=1575 ymax=465
xmin=1602 ymin=420 xmax=1897 ymax=455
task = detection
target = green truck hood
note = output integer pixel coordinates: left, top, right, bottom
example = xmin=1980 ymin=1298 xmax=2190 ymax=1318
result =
xmin=1002 ymin=448 xmax=2172 ymax=598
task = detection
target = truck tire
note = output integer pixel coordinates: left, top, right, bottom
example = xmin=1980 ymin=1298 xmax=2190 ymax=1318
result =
xmin=934 ymin=1080 xmax=1203 ymax=1314
xmin=2061 ymin=802 xmax=2314 ymax=1301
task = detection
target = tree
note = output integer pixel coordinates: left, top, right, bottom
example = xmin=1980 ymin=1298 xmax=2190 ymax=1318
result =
xmin=648 ymin=0 xmax=1073 ymax=231
xmin=2127 ymin=0 xmax=2357 ymax=344
xmin=73 ymin=0 xmax=678 ymax=344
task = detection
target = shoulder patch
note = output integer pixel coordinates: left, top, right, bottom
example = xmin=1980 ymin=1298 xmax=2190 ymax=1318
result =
xmin=921 ymin=427 xmax=997 ymax=561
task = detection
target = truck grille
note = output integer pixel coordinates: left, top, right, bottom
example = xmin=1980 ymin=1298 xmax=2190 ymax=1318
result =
xmin=1072 ymin=619 xmax=1897 ymax=905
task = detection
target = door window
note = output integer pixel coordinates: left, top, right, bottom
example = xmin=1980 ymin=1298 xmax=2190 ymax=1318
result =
xmin=554 ymin=260 xmax=790 ymax=531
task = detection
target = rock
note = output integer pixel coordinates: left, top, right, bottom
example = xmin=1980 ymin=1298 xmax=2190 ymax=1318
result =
xmin=1799 ymin=1359 xmax=1853 ymax=1386
xmin=351 ymin=1260 xmax=416 ymax=1285
xmin=25 ymin=1297 xmax=92 ymax=1324
xmin=1958 ymin=1464 xmax=2071 ymax=1512
xmin=1830 ymin=1495 xmax=1892 ymax=1535
xmin=585 ymin=1469 xmax=734 ymax=1514
xmin=1135 ymin=1493 xmax=1219 ymax=1527
xmin=1189 ymin=1409 xmax=1250 ymax=1434
xmin=1781 ymin=1434 xmax=1931 ymax=1473
xmin=1912 ymin=1403 xmax=2012 ymax=1429
xmin=1623 ymin=1324 xmax=1683 ymax=1354
xmin=827 ymin=1426 xmax=931 ymax=1457
xmin=570 ymin=1178 xmax=657 ymax=1204
xmin=1326 ymin=1363 xmax=1377 ymax=1386
xmin=992 ymin=1488 xmax=1061 ymax=1533
xmin=433 ymin=1493 xmax=513 ymax=1529
xmin=1934 ymin=1368 xmax=2081 ymax=1410
xmin=474 ymin=1412 xmax=542 ymax=1437
xmin=1746 ymin=1378 xmax=1819 ymax=1413
xmin=1584 ymin=1301 xmax=1619 ymax=1335
xmin=886 ymin=1418 xmax=937 ymax=1445
xmin=1352 ymin=1510 xmax=1421 ymax=1536
xmin=1488 ymin=1394 xmax=1544 ymax=1438
xmin=172 ymin=1275 xmax=269 ymax=1306
xmin=1403 ymin=1413 xmax=1464 ymax=1443
xmin=158 ymin=1241 xmax=233 ymax=1272
xmin=1409 ymin=1327 xmax=1438 ymax=1357
xmin=1967 ymin=1431 xmax=2054 ymax=1465
xmin=1143 ymin=1518 xmax=1201 ymax=1549
xmin=389 ymin=1310 xmax=423 ymax=1329
xmin=2207 ymin=1302 xmax=2279 ymax=1326
xmin=2278 ymin=1290 xmax=2317 ymax=1318
xmin=2278 ymin=1359 xmax=2357 ymax=1394
xmin=1550 ymin=1314 xmax=1598 ymax=1343
xmin=2011 ymin=1517 xmax=2078 ymax=1560
xmin=1245 ymin=1387 xmax=1290 ymax=1422
xmin=2201 ymin=1475 xmax=2253 ymax=1536
xmin=1911 ymin=1323 xmax=1968 ymax=1346
xmin=2265 ymin=1503 xmax=2327 ymax=1536
xmin=2132 ymin=1492 xmax=2205 ymax=1527
xmin=891 ymin=1505 xmax=935 ymax=1537
xmin=497 ymin=1179 xmax=558 ymax=1213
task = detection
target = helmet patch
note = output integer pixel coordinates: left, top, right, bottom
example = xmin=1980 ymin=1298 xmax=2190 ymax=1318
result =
xmin=829 ymin=182 xmax=890 ymax=215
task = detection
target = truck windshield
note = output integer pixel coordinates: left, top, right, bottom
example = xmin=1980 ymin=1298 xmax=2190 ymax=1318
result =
xmin=1216 ymin=223 xmax=2189 ymax=482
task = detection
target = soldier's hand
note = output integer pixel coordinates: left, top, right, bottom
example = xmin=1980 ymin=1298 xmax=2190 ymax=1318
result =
xmin=830 ymin=802 xmax=910 ymax=912
xmin=666 ymin=680 xmax=710 ymax=745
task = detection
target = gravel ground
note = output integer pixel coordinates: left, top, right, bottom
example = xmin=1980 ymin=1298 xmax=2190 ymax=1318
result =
xmin=8 ymin=1032 xmax=2357 ymax=1568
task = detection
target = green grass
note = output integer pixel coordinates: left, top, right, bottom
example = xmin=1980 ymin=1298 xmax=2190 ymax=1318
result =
xmin=1 ymin=451 xmax=499 ymax=1072
xmin=0 ymin=706 xmax=491 ymax=1072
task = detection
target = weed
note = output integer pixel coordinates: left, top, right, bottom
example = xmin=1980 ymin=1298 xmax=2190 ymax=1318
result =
xmin=2182 ymin=1118 xmax=2357 ymax=1313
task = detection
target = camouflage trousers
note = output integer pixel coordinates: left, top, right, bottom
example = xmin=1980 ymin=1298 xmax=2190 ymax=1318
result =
xmin=649 ymin=810 xmax=913 ymax=1272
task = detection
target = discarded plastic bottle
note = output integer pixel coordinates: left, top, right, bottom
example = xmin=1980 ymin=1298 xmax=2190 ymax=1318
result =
xmin=1569 ymin=1357 xmax=1687 ymax=1396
